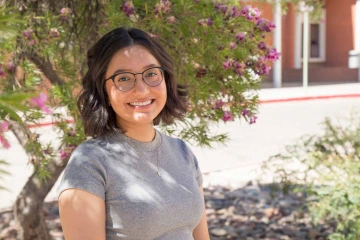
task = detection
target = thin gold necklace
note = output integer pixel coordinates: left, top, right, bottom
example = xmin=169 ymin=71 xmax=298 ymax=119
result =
xmin=124 ymin=132 xmax=161 ymax=177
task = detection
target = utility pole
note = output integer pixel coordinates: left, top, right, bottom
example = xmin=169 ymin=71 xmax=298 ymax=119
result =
xmin=299 ymin=2 xmax=314 ymax=90
xmin=273 ymin=0 xmax=282 ymax=88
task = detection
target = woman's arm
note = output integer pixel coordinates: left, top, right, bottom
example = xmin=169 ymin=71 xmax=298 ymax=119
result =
xmin=193 ymin=186 xmax=210 ymax=240
xmin=59 ymin=189 xmax=106 ymax=240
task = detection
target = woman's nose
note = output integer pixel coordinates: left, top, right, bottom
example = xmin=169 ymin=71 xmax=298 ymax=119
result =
xmin=132 ymin=74 xmax=149 ymax=93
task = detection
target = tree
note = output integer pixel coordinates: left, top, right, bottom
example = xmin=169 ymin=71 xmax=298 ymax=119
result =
xmin=0 ymin=0 xmax=281 ymax=239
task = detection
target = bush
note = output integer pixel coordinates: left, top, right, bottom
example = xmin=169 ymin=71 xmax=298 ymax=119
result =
xmin=262 ymin=113 xmax=360 ymax=240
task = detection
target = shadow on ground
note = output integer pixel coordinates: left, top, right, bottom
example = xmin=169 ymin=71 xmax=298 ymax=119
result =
xmin=0 ymin=182 xmax=335 ymax=240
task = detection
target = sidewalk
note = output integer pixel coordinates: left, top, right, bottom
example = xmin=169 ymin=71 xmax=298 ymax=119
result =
xmin=1 ymin=82 xmax=360 ymax=209
xmin=195 ymin=82 xmax=360 ymax=187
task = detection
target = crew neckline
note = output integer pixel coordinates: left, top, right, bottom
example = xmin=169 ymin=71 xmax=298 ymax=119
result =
xmin=119 ymin=129 xmax=162 ymax=152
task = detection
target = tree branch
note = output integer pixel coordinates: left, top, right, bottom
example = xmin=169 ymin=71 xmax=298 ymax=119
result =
xmin=24 ymin=51 xmax=65 ymax=86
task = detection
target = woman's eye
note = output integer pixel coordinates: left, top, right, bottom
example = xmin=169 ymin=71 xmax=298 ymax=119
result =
xmin=146 ymin=72 xmax=157 ymax=77
xmin=117 ymin=77 xmax=130 ymax=82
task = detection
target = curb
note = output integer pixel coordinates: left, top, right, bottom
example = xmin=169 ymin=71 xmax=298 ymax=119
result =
xmin=26 ymin=93 xmax=360 ymax=128
xmin=259 ymin=94 xmax=360 ymax=104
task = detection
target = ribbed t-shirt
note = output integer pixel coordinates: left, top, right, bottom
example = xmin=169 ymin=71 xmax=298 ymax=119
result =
xmin=57 ymin=130 xmax=204 ymax=240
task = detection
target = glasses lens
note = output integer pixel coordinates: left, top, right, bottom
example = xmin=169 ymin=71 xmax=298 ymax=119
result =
xmin=114 ymin=73 xmax=135 ymax=91
xmin=143 ymin=68 xmax=163 ymax=86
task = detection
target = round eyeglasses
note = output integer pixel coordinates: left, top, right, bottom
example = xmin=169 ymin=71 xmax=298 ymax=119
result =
xmin=105 ymin=66 xmax=165 ymax=92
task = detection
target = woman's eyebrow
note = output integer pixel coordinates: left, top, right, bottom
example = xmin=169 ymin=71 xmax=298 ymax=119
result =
xmin=112 ymin=64 xmax=160 ymax=75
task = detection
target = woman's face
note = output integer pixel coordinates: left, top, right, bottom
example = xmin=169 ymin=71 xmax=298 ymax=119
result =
xmin=105 ymin=45 xmax=167 ymax=130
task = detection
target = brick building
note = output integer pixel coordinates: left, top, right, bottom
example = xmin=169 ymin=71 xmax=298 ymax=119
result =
xmin=254 ymin=0 xmax=360 ymax=85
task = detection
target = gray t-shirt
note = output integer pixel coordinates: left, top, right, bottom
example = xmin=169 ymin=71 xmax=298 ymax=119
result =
xmin=57 ymin=130 xmax=204 ymax=240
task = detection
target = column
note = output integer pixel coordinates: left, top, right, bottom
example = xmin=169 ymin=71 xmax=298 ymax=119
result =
xmin=273 ymin=0 xmax=282 ymax=88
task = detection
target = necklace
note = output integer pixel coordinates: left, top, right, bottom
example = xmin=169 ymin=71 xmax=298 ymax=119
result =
xmin=124 ymin=131 xmax=162 ymax=177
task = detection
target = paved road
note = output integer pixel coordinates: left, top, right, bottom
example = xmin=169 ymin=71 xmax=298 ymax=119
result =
xmin=1 ymin=83 xmax=360 ymax=209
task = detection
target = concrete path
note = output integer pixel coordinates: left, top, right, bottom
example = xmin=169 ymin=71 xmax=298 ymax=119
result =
xmin=1 ymin=83 xmax=360 ymax=209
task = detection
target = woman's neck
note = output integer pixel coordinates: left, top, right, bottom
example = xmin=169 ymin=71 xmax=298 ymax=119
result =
xmin=122 ymin=124 xmax=156 ymax=142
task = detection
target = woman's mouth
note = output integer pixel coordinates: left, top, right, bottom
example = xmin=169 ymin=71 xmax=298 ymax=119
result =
xmin=128 ymin=99 xmax=154 ymax=107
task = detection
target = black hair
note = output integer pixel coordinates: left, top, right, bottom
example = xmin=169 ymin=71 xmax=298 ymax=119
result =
xmin=77 ymin=27 xmax=188 ymax=137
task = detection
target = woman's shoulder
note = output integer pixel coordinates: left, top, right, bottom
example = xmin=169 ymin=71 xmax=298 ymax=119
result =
xmin=159 ymin=131 xmax=191 ymax=153
xmin=69 ymin=135 xmax=113 ymax=162
xmin=73 ymin=138 xmax=104 ymax=153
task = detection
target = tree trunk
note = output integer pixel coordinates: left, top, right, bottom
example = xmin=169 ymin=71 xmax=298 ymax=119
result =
xmin=10 ymin=122 xmax=69 ymax=240
xmin=5 ymin=1 xmax=102 ymax=238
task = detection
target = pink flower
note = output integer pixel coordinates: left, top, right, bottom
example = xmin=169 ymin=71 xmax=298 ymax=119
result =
xmin=222 ymin=60 xmax=232 ymax=69
xmin=234 ymin=61 xmax=243 ymax=69
xmin=0 ymin=136 xmax=10 ymax=149
xmin=30 ymin=92 xmax=52 ymax=114
xmin=6 ymin=62 xmax=16 ymax=73
xmin=234 ymin=67 xmax=243 ymax=76
xmin=235 ymin=32 xmax=245 ymax=43
xmin=215 ymin=4 xmax=227 ymax=14
xmin=254 ymin=60 xmax=271 ymax=75
xmin=252 ymin=7 xmax=261 ymax=20
xmin=249 ymin=115 xmax=258 ymax=124
xmin=197 ymin=18 xmax=213 ymax=27
xmin=246 ymin=14 xmax=253 ymax=21
xmin=230 ymin=42 xmax=237 ymax=49
xmin=0 ymin=122 xmax=9 ymax=132
xmin=154 ymin=0 xmax=173 ymax=15
xmin=167 ymin=16 xmax=175 ymax=23
xmin=266 ymin=48 xmax=281 ymax=61
xmin=242 ymin=109 xmax=249 ymax=116
xmin=60 ymin=144 xmax=77 ymax=160
xmin=22 ymin=28 xmax=34 ymax=40
xmin=0 ymin=121 xmax=10 ymax=149
xmin=60 ymin=7 xmax=73 ymax=20
xmin=241 ymin=5 xmax=261 ymax=21
xmin=149 ymin=33 xmax=158 ymax=38
xmin=256 ymin=19 xmax=276 ymax=32
xmin=222 ymin=111 xmax=233 ymax=122
xmin=28 ymin=39 xmax=37 ymax=46
xmin=49 ymin=28 xmax=60 ymax=38
xmin=121 ymin=1 xmax=135 ymax=17
xmin=0 ymin=64 xmax=6 ymax=77
xmin=214 ymin=100 xmax=224 ymax=109
xmin=233 ymin=61 xmax=244 ymax=76
xmin=257 ymin=41 xmax=267 ymax=50
xmin=241 ymin=6 xmax=250 ymax=16
xmin=60 ymin=149 xmax=69 ymax=160
xmin=215 ymin=4 xmax=239 ymax=18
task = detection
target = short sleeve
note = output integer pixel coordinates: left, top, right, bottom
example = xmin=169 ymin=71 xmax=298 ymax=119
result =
xmin=178 ymin=139 xmax=203 ymax=187
xmin=57 ymin=141 xmax=107 ymax=200
xmin=193 ymin=155 xmax=203 ymax=187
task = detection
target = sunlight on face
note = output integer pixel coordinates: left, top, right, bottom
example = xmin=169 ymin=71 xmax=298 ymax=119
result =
xmin=105 ymin=45 xmax=167 ymax=130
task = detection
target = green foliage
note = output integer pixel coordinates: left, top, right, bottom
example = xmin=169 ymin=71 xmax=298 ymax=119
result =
xmin=262 ymin=113 xmax=360 ymax=239
xmin=0 ymin=159 xmax=10 ymax=191
xmin=104 ymin=0 xmax=272 ymax=144
xmin=0 ymin=0 xmax=279 ymax=183
xmin=259 ymin=0 xmax=325 ymax=20
xmin=0 ymin=6 xmax=24 ymax=34
xmin=0 ymin=91 xmax=35 ymax=124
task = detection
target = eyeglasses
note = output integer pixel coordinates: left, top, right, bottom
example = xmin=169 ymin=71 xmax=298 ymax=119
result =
xmin=105 ymin=66 xmax=165 ymax=92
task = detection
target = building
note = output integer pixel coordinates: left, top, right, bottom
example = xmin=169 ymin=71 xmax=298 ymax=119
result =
xmin=255 ymin=0 xmax=360 ymax=86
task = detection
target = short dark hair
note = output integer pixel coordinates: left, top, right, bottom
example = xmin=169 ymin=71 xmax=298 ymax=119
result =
xmin=77 ymin=27 xmax=188 ymax=138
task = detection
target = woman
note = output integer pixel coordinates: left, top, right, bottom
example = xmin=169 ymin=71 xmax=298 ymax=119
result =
xmin=57 ymin=27 xmax=210 ymax=240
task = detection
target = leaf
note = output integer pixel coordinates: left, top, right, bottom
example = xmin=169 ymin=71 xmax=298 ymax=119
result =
xmin=0 ymin=102 xmax=24 ymax=123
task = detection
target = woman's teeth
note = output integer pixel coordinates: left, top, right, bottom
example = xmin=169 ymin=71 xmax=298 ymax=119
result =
xmin=129 ymin=100 xmax=152 ymax=106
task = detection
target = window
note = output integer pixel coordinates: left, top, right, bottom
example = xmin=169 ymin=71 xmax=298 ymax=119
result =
xmin=299 ymin=10 xmax=326 ymax=62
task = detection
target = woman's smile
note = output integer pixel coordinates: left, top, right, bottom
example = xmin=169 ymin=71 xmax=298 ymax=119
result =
xmin=105 ymin=45 xmax=167 ymax=130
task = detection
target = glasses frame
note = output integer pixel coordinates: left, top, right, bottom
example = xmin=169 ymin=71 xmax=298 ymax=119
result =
xmin=105 ymin=66 xmax=165 ymax=92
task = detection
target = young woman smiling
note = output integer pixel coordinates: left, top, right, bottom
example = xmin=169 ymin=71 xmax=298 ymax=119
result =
xmin=57 ymin=27 xmax=210 ymax=240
